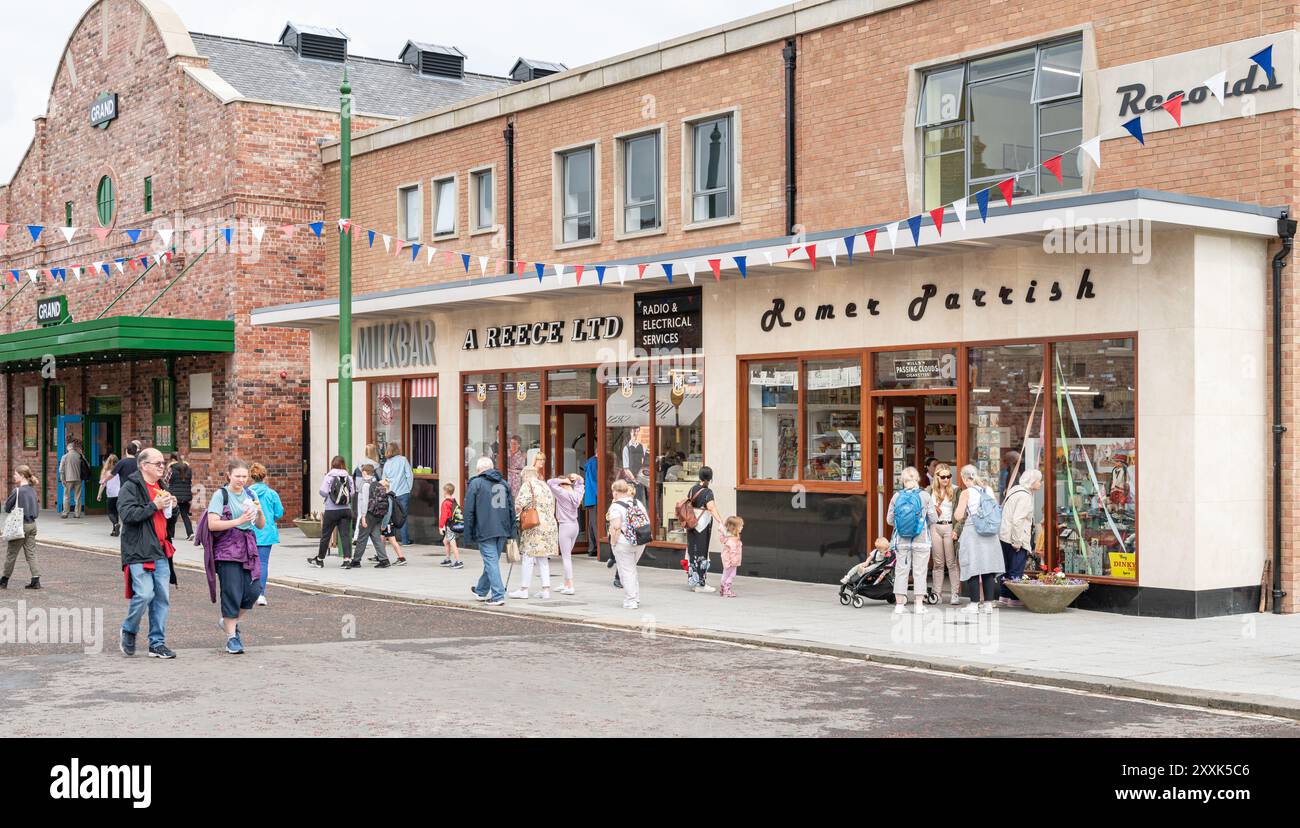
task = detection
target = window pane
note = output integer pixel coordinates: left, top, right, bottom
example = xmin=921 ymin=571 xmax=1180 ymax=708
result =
xmin=476 ymin=172 xmax=493 ymax=229
xmin=874 ymin=348 xmax=958 ymax=390
xmin=1040 ymin=136 xmax=1082 ymax=194
xmin=655 ymin=364 xmax=704 ymax=543
xmin=969 ymin=73 xmax=1035 ymax=181
xmin=546 ymin=369 xmax=598 ymax=400
xmin=370 ymin=380 xmax=404 ymax=460
xmin=564 ymin=150 xmax=592 ymax=216
xmin=1052 ymin=338 xmax=1136 ymax=579
xmin=969 ymin=47 xmax=1034 ymax=81
xmin=694 ymin=118 xmax=730 ymax=194
xmin=503 ymin=372 xmax=542 ymax=497
xmin=968 ymin=344 xmax=1047 ymax=506
xmin=746 ymin=360 xmax=799 ymax=480
xmin=924 ymin=124 xmax=964 ymax=155
xmin=804 ymin=359 xmax=862 ymax=483
xmin=626 ymin=134 xmax=658 ymax=204
xmin=606 ymin=373 xmax=651 ymax=507
xmin=916 ymin=65 xmax=965 ymax=127
xmin=924 ymin=151 xmax=965 ymax=212
xmin=972 ymin=174 xmax=1037 ymax=200
xmin=1039 ymin=98 xmax=1081 ymax=135
xmin=407 ymin=383 xmax=438 ymax=473
xmin=463 ymin=374 xmax=500 ymax=484
xmin=402 ymin=188 xmax=420 ymax=241
xmin=693 ymin=191 xmax=732 ymax=222
xmin=434 ymin=180 xmax=455 ymax=235
xmin=1034 ymin=39 xmax=1083 ymax=101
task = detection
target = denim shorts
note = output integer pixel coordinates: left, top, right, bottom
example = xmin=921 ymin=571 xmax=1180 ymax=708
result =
xmin=217 ymin=560 xmax=258 ymax=619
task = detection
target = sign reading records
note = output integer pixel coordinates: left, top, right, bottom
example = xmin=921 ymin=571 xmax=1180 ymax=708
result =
xmin=634 ymin=286 xmax=702 ymax=352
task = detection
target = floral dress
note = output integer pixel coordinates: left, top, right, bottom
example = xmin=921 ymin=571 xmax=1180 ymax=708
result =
xmin=515 ymin=479 xmax=559 ymax=558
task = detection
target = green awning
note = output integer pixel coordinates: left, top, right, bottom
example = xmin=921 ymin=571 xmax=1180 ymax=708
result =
xmin=0 ymin=316 xmax=234 ymax=373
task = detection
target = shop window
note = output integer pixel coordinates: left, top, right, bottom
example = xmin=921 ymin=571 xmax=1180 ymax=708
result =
xmin=433 ymin=176 xmax=457 ymax=237
xmin=503 ymin=372 xmax=542 ymax=496
xmin=605 ymin=374 xmax=651 ymax=508
xmin=546 ymin=368 xmax=598 ymax=400
xmin=804 ymin=359 xmax=862 ymax=483
xmin=873 ymin=348 xmax=958 ymax=390
xmin=151 ymin=378 xmax=175 ymax=453
xmin=471 ymin=168 xmax=494 ymax=231
xmin=655 ymin=365 xmax=704 ymax=542
xmin=144 ymin=176 xmax=153 ymax=214
xmin=96 ymin=176 xmax=115 ymax=226
xmin=407 ymin=377 xmax=437 ymax=475
xmin=463 ymin=374 xmax=501 ymax=485
xmin=560 ymin=147 xmax=595 ymax=243
xmin=745 ymin=360 xmax=799 ymax=480
xmin=46 ymin=385 xmax=66 ymax=448
xmin=968 ymin=344 xmax=1047 ymax=506
xmin=65 ymin=201 xmax=74 ymax=228
xmin=398 ymin=185 xmax=421 ymax=242
xmin=621 ymin=131 xmax=661 ymax=233
xmin=370 ymin=381 xmax=403 ymax=462
xmin=1052 ymin=338 xmax=1136 ymax=580
xmin=689 ymin=115 xmax=734 ymax=223
xmin=917 ymin=36 xmax=1082 ymax=210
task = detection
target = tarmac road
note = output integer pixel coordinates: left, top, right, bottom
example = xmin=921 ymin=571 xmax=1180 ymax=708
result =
xmin=1 ymin=544 xmax=1297 ymax=738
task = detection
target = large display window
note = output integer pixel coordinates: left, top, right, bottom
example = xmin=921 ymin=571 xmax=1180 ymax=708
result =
xmin=655 ymin=365 xmax=704 ymax=542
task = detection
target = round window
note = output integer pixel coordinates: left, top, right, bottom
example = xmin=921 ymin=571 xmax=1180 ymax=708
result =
xmin=96 ymin=176 xmax=115 ymax=227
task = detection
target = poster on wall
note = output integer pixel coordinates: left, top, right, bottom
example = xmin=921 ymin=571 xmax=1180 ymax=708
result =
xmin=189 ymin=410 xmax=211 ymax=451
xmin=23 ymin=415 xmax=37 ymax=449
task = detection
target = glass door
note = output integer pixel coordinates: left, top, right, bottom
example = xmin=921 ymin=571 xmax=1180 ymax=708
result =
xmin=547 ymin=403 xmax=597 ymax=551
xmin=877 ymin=394 xmax=958 ymax=534
xmin=85 ymin=413 xmax=121 ymax=513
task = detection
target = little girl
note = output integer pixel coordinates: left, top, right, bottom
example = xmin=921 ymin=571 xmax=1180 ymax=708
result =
xmin=438 ymin=483 xmax=463 ymax=569
xmin=718 ymin=516 xmax=744 ymax=598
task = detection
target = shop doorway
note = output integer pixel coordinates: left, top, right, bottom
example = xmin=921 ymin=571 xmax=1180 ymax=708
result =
xmin=85 ymin=405 xmax=122 ymax=514
xmin=877 ymin=394 xmax=958 ymax=530
xmin=547 ymin=403 xmax=597 ymax=552
xmin=55 ymin=414 xmax=83 ymax=513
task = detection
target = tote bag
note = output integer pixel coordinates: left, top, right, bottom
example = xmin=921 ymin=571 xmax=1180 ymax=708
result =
xmin=2 ymin=507 xmax=25 ymax=541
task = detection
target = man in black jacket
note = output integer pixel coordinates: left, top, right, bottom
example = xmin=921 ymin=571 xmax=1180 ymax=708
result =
xmin=118 ymin=448 xmax=178 ymax=659
xmin=464 ymin=457 xmax=515 ymax=606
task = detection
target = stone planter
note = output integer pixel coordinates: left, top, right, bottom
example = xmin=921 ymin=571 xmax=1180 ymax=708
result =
xmin=294 ymin=518 xmax=323 ymax=539
xmin=1004 ymin=580 xmax=1089 ymax=613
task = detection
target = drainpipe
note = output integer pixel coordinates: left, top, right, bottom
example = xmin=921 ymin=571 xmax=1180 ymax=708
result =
xmin=1272 ymin=210 xmax=1295 ymax=613
xmin=504 ymin=121 xmax=516 ymax=268
xmin=782 ymin=39 xmax=797 ymax=235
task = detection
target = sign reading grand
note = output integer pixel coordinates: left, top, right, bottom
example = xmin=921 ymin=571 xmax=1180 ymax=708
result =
xmin=89 ymin=93 xmax=119 ymax=129
xmin=36 ymin=295 xmax=69 ymax=327
xmin=461 ymin=316 xmax=623 ymax=350
xmin=356 ymin=319 xmax=435 ymax=371
xmin=1097 ymin=32 xmax=1295 ymax=137
xmin=634 ymin=287 xmax=702 ymax=352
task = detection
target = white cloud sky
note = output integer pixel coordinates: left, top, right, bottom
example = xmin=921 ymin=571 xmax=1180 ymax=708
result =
xmin=1 ymin=0 xmax=783 ymax=184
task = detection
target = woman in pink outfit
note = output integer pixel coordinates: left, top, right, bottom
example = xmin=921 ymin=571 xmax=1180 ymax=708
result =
xmin=547 ymin=473 xmax=584 ymax=595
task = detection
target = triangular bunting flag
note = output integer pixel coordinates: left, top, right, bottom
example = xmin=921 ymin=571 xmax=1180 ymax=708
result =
xmin=72 ymin=266 xmax=82 ymax=282
xmin=595 ymin=265 xmax=607 ymax=285
xmin=1079 ymin=137 xmax=1102 ymax=170
xmin=59 ymin=226 xmax=76 ymax=244
xmin=27 ymin=269 xmax=39 ymax=282
xmin=863 ymin=228 xmax=877 ymax=255
xmin=885 ymin=222 xmax=899 ymax=253
xmin=976 ymin=189 xmax=990 ymax=222
xmin=555 ymin=264 xmax=567 ymax=283
xmin=338 ymin=219 xmax=351 ymax=234
xmin=535 ymin=263 xmax=546 ymax=283
xmin=617 ymin=265 xmax=627 ymax=285
xmin=394 ymin=238 xmax=404 ymax=257
xmin=443 ymin=250 xmax=455 ymax=266
xmin=574 ymin=264 xmax=584 ymax=285
xmin=124 ymin=228 xmax=141 ymax=244
xmin=952 ymin=197 xmax=968 ymax=231
xmin=929 ymin=206 xmax=945 ymax=237
xmin=637 ymin=264 xmax=648 ymax=279
xmin=0 ymin=224 xmax=7 ymax=239
xmin=479 ymin=256 xmax=489 ymax=277
xmin=309 ymin=222 xmax=324 ymax=237
xmin=96 ymin=226 xmax=113 ymax=242
xmin=381 ymin=234 xmax=391 ymax=252
xmin=1203 ymin=70 xmax=1227 ymax=106
xmin=734 ymin=255 xmax=747 ymax=278
xmin=1042 ymin=154 xmax=1064 ymax=185
xmin=1160 ymin=93 xmax=1183 ymax=126
xmin=367 ymin=230 xmax=375 ymax=248
xmin=806 ymin=244 xmax=817 ymax=270
xmin=661 ymin=263 xmax=673 ymax=284
xmin=843 ymin=235 xmax=856 ymax=262
xmin=114 ymin=259 xmax=125 ymax=274
xmin=27 ymin=225 xmax=43 ymax=242
xmin=96 ymin=262 xmax=108 ymax=277
xmin=1250 ymin=45 xmax=1274 ymax=81
xmin=281 ymin=225 xmax=296 ymax=240
xmin=461 ymin=253 xmax=471 ymax=273
xmin=246 ymin=227 xmax=261 ymax=245
xmin=427 ymin=247 xmax=437 ymax=265
xmin=685 ymin=260 xmax=696 ymax=284
xmin=9 ymin=270 xmax=19 ymax=284
xmin=1121 ymin=116 xmax=1144 ymax=145
xmin=998 ymin=178 xmax=1016 ymax=207
xmin=708 ymin=259 xmax=722 ymax=280
xmin=785 ymin=246 xmax=800 ymax=259
xmin=139 ymin=256 xmax=149 ymax=268
xmin=222 ymin=227 xmax=233 ymax=246
xmin=515 ymin=260 xmax=527 ymax=278
xmin=410 ymin=243 xmax=421 ymax=262
xmin=906 ymin=215 xmax=922 ymax=246
xmin=495 ymin=259 xmax=505 ymax=276
xmin=828 ymin=240 xmax=839 ymax=268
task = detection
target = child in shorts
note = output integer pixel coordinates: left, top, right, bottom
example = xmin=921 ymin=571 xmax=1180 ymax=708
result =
xmin=438 ymin=483 xmax=463 ymax=569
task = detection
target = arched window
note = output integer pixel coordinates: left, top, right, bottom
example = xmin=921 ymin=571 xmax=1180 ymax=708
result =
xmin=96 ymin=176 xmax=115 ymax=226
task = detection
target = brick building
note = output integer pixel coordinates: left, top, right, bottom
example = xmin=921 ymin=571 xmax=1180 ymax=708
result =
xmin=253 ymin=0 xmax=1300 ymax=617
xmin=0 ymin=0 xmax=514 ymax=522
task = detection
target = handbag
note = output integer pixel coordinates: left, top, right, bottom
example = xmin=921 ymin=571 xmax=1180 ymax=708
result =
xmin=2 ymin=507 xmax=25 ymax=542
xmin=505 ymin=538 xmax=522 ymax=563
xmin=519 ymin=482 xmax=540 ymax=531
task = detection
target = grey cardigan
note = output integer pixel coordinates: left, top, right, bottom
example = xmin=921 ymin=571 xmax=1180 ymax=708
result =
xmin=4 ymin=484 xmax=39 ymax=524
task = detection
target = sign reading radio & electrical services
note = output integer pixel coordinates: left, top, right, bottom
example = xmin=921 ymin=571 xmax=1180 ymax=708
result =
xmin=36 ymin=295 xmax=70 ymax=327
xmin=355 ymin=319 xmax=435 ymax=371
xmin=633 ymin=287 xmax=702 ymax=352
xmin=461 ymin=315 xmax=623 ymax=350
xmin=89 ymin=93 xmax=119 ymax=129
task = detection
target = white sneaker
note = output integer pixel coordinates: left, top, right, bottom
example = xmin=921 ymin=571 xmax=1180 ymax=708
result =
xmin=949 ymin=594 xmax=961 ymax=605
xmin=622 ymin=599 xmax=639 ymax=610
xmin=256 ymin=594 xmax=268 ymax=607
xmin=913 ymin=602 xmax=928 ymax=615
xmin=980 ymin=602 xmax=995 ymax=614
xmin=539 ymin=588 xmax=551 ymax=600
xmin=558 ymin=586 xmax=575 ymax=595
xmin=893 ymin=603 xmax=907 ymax=615
xmin=697 ymin=585 xmax=717 ymax=594
xmin=508 ymin=588 xmax=529 ymax=599
xmin=960 ymin=603 xmax=981 ymax=615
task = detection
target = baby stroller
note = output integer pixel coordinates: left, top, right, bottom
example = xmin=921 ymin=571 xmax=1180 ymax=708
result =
xmin=838 ymin=549 xmax=939 ymax=609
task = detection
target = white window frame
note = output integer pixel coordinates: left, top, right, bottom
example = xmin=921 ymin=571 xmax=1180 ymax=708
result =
xmin=396 ymin=182 xmax=422 ymax=242
xmin=681 ymin=107 xmax=741 ymax=231
xmin=430 ymin=173 xmax=459 ymax=241
xmin=551 ymin=140 xmax=601 ymax=250
xmin=614 ymin=125 xmax=666 ymax=240
xmin=468 ymin=165 xmax=497 ymax=236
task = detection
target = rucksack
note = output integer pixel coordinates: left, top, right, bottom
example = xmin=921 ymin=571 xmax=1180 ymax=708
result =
xmin=617 ymin=499 xmax=653 ymax=546
xmin=327 ymin=474 xmax=352 ymax=506
xmin=675 ymin=487 xmax=705 ymax=531
xmin=389 ymin=495 xmax=407 ymax=529
xmin=366 ymin=488 xmax=390 ymax=521
xmin=78 ymin=454 xmax=92 ymax=481
xmin=893 ymin=488 xmax=926 ymax=539
xmin=449 ymin=501 xmax=465 ymax=534
xmin=970 ymin=488 xmax=1003 ymax=536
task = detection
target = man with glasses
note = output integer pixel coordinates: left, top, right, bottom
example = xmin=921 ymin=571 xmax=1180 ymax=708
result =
xmin=118 ymin=448 xmax=179 ymax=659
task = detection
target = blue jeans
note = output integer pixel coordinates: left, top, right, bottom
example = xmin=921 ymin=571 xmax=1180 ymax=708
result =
xmin=1000 ymin=541 xmax=1028 ymax=599
xmin=396 ymin=493 xmax=412 ymax=544
xmin=122 ymin=558 xmax=171 ymax=649
xmin=257 ymin=545 xmax=272 ymax=595
xmin=474 ymin=538 xmax=506 ymax=601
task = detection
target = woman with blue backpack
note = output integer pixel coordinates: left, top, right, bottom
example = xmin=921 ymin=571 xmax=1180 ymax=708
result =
xmin=886 ymin=466 xmax=937 ymax=615
xmin=954 ymin=464 xmax=1006 ymax=614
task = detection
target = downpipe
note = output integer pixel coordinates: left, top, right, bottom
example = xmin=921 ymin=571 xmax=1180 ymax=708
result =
xmin=1272 ymin=210 xmax=1295 ymax=613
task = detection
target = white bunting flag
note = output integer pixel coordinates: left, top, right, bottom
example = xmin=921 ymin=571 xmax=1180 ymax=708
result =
xmin=1203 ymin=70 xmax=1227 ymax=106
xmin=555 ymin=264 xmax=567 ymax=284
xmin=427 ymin=246 xmax=436 ymax=265
xmin=479 ymin=256 xmax=489 ymax=276
xmin=92 ymin=262 xmax=103 ymax=276
xmin=1080 ymin=137 xmax=1102 ymax=170
xmin=686 ymin=260 xmax=697 ymax=284
xmin=59 ymin=226 xmax=76 ymax=244
xmin=381 ymin=234 xmax=391 ymax=253
xmin=829 ymin=238 xmax=841 ymax=267
xmin=617 ymin=265 xmax=627 ymax=285
xmin=72 ymin=266 xmax=82 ymax=282
xmin=248 ymin=226 xmax=263 ymax=244
xmin=115 ymin=260 xmax=124 ymax=274
xmin=952 ymin=197 xmax=969 ymax=231
xmin=157 ymin=228 xmax=175 ymax=247
xmin=26 ymin=269 xmax=38 ymax=282
xmin=763 ymin=251 xmax=774 ymax=267
xmin=885 ymin=221 xmax=900 ymax=253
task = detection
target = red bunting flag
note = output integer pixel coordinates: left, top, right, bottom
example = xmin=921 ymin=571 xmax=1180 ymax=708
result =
xmin=280 ymin=225 xmax=296 ymax=239
xmin=1042 ymin=154 xmax=1064 ymax=185
xmin=997 ymin=178 xmax=1015 ymax=207
xmin=785 ymin=246 xmax=801 ymax=259
xmin=864 ymin=228 xmax=878 ymax=255
xmin=929 ymin=206 xmax=945 ymax=236
xmin=443 ymin=250 xmax=454 ymax=266
xmin=95 ymin=227 xmax=113 ymax=241
xmin=637 ymin=264 xmax=647 ymax=279
xmin=574 ymin=265 xmax=584 ymax=285
xmin=1160 ymin=93 xmax=1184 ymax=126
xmin=515 ymin=260 xmax=526 ymax=278
xmin=0 ymin=223 xmax=7 ymax=239
xmin=805 ymin=244 xmax=817 ymax=270
xmin=707 ymin=259 xmax=721 ymax=280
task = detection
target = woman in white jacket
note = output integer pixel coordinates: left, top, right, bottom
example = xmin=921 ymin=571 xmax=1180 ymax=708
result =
xmin=998 ymin=469 xmax=1043 ymax=606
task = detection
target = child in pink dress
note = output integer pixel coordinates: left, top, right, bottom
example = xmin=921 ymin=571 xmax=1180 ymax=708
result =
xmin=718 ymin=516 xmax=744 ymax=597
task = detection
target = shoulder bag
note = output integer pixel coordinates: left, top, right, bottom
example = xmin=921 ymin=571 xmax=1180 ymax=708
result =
xmin=519 ymin=481 xmax=541 ymax=531
xmin=2 ymin=506 xmax=24 ymax=541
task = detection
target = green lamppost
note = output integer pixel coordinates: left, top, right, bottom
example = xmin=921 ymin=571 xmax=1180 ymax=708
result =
xmin=338 ymin=69 xmax=353 ymax=467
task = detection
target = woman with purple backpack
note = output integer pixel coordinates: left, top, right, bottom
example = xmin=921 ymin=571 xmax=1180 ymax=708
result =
xmin=885 ymin=466 xmax=936 ymax=615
